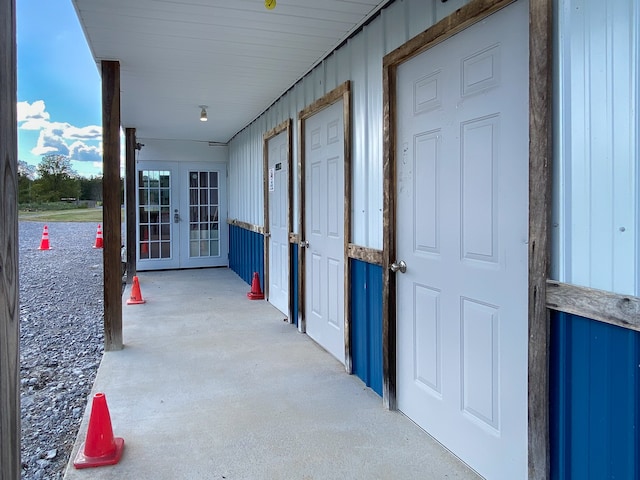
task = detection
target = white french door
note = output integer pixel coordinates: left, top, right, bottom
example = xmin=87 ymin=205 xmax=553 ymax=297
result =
xmin=137 ymin=162 xmax=227 ymax=270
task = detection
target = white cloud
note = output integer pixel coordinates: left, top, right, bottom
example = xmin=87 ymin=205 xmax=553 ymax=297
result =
xmin=17 ymin=100 xmax=50 ymax=123
xmin=69 ymin=140 xmax=102 ymax=162
xmin=20 ymin=100 xmax=102 ymax=164
xmin=65 ymin=125 xmax=102 ymax=140
xmin=31 ymin=129 xmax=70 ymax=157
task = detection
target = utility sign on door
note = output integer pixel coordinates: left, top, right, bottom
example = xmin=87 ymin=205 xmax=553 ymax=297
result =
xmin=395 ymin=2 xmax=529 ymax=479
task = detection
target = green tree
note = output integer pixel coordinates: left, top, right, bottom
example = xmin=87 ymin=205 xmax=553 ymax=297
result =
xmin=79 ymin=176 xmax=103 ymax=201
xmin=17 ymin=160 xmax=35 ymax=204
xmin=31 ymin=155 xmax=80 ymax=202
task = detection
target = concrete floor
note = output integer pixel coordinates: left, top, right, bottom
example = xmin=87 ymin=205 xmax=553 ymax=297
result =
xmin=64 ymin=268 xmax=482 ymax=480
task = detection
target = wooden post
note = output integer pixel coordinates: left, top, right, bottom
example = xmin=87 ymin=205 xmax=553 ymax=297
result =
xmin=102 ymin=60 xmax=123 ymax=351
xmin=0 ymin=0 xmax=21 ymax=477
xmin=125 ymin=128 xmax=137 ymax=280
xmin=528 ymin=0 xmax=553 ymax=478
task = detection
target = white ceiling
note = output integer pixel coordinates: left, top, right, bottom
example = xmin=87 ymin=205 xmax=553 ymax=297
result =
xmin=71 ymin=0 xmax=389 ymax=144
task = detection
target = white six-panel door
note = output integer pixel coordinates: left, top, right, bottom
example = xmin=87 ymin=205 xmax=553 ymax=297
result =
xmin=267 ymin=131 xmax=289 ymax=316
xmin=395 ymin=2 xmax=529 ymax=479
xmin=304 ymin=99 xmax=345 ymax=364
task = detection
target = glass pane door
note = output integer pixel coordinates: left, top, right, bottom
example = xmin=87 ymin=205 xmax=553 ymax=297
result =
xmin=188 ymin=170 xmax=219 ymax=258
xmin=138 ymin=170 xmax=171 ymax=260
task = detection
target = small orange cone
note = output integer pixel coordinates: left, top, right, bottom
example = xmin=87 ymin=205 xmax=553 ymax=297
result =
xmin=73 ymin=392 xmax=124 ymax=469
xmin=93 ymin=224 xmax=104 ymax=249
xmin=247 ymin=272 xmax=265 ymax=300
xmin=38 ymin=225 xmax=51 ymax=250
xmin=126 ymin=275 xmax=146 ymax=305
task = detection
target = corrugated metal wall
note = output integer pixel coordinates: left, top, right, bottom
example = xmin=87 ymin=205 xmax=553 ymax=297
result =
xmin=552 ymin=2 xmax=640 ymax=479
xmin=351 ymin=260 xmax=383 ymax=396
xmin=551 ymin=312 xmax=640 ymax=479
xmin=228 ymin=224 xmax=264 ymax=287
xmin=228 ymin=0 xmax=470 ymax=248
xmin=553 ymin=0 xmax=640 ymax=296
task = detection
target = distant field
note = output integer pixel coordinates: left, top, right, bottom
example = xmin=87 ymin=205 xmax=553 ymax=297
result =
xmin=19 ymin=208 xmax=105 ymax=222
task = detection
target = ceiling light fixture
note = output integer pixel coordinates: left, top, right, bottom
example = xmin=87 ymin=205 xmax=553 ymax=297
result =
xmin=199 ymin=105 xmax=208 ymax=122
xmin=265 ymin=0 xmax=276 ymax=10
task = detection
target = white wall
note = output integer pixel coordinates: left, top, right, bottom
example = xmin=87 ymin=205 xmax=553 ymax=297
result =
xmin=228 ymin=0 xmax=469 ymax=249
xmin=553 ymin=0 xmax=640 ymax=296
xmin=136 ymin=138 xmax=228 ymax=164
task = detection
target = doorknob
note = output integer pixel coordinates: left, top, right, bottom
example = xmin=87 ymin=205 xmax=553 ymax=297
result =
xmin=300 ymin=240 xmax=309 ymax=248
xmin=390 ymin=260 xmax=407 ymax=274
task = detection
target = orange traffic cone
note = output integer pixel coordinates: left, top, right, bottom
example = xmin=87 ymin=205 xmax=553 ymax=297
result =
xmin=73 ymin=392 xmax=124 ymax=469
xmin=126 ymin=275 xmax=146 ymax=305
xmin=38 ymin=225 xmax=51 ymax=250
xmin=93 ymin=224 xmax=104 ymax=249
xmin=247 ymin=272 xmax=265 ymax=300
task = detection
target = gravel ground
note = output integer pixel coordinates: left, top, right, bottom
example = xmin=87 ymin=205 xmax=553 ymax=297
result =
xmin=19 ymin=221 xmax=105 ymax=480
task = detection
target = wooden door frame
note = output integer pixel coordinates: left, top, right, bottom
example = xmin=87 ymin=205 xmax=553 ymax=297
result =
xmin=298 ymin=81 xmax=353 ymax=372
xmin=263 ymin=119 xmax=293 ymax=321
xmin=381 ymin=1 xmax=552 ymax=478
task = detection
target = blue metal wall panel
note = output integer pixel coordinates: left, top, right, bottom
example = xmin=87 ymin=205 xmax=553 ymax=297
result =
xmin=290 ymin=244 xmax=298 ymax=327
xmin=350 ymin=259 xmax=383 ymax=396
xmin=228 ymin=224 xmax=264 ymax=287
xmin=551 ymin=312 xmax=640 ymax=480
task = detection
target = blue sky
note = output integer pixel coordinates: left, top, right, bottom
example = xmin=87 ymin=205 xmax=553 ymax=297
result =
xmin=17 ymin=0 xmax=103 ymax=178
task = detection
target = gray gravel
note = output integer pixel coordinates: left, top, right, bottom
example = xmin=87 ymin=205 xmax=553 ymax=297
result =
xmin=19 ymin=221 xmax=105 ymax=480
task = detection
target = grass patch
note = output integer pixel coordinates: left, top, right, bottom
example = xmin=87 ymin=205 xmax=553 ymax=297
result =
xmin=19 ymin=208 xmax=104 ymax=222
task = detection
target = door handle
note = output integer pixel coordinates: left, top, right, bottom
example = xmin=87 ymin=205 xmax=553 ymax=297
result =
xmin=390 ymin=260 xmax=407 ymax=274
xmin=174 ymin=209 xmax=180 ymax=223
xmin=300 ymin=240 xmax=309 ymax=248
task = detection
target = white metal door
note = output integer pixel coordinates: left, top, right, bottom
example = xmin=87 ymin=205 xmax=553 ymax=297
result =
xmin=304 ymin=100 xmax=345 ymax=364
xmin=267 ymin=131 xmax=289 ymax=316
xmin=137 ymin=162 xmax=227 ymax=270
xmin=395 ymin=2 xmax=529 ymax=479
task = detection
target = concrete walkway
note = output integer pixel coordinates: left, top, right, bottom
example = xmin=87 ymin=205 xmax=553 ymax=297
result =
xmin=64 ymin=268 xmax=481 ymax=480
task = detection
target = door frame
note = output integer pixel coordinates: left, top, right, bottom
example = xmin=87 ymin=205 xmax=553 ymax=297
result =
xmin=298 ymin=81 xmax=353 ymax=372
xmin=263 ymin=119 xmax=293 ymax=321
xmin=381 ymin=0 xmax=552 ymax=478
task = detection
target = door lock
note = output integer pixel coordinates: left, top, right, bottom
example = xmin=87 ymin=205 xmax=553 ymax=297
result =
xmin=174 ymin=209 xmax=180 ymax=223
xmin=390 ymin=260 xmax=407 ymax=274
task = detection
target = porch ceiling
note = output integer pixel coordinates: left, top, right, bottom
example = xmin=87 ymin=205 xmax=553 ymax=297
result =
xmin=71 ymin=0 xmax=388 ymax=144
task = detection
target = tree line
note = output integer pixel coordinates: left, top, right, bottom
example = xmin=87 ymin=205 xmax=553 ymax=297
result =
xmin=18 ymin=154 xmax=106 ymax=205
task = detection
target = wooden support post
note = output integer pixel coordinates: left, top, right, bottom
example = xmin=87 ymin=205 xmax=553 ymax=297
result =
xmin=528 ymin=0 xmax=553 ymax=478
xmin=125 ymin=128 xmax=137 ymax=280
xmin=102 ymin=60 xmax=123 ymax=351
xmin=0 ymin=0 xmax=21 ymax=477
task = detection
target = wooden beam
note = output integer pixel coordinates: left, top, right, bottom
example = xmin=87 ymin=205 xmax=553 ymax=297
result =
xmin=125 ymin=128 xmax=137 ymax=280
xmin=547 ymin=281 xmax=640 ymax=332
xmin=101 ymin=60 xmax=123 ymax=351
xmin=0 ymin=0 xmax=21 ymax=476
xmin=227 ymin=218 xmax=264 ymax=235
xmin=528 ymin=0 xmax=553 ymax=478
xmin=347 ymin=244 xmax=383 ymax=266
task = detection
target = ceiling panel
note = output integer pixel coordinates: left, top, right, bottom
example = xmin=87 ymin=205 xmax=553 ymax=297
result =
xmin=72 ymin=0 xmax=389 ymax=143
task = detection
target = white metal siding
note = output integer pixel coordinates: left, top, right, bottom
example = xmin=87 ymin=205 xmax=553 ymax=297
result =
xmin=228 ymin=0 xmax=472 ymax=247
xmin=553 ymin=0 xmax=640 ymax=296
